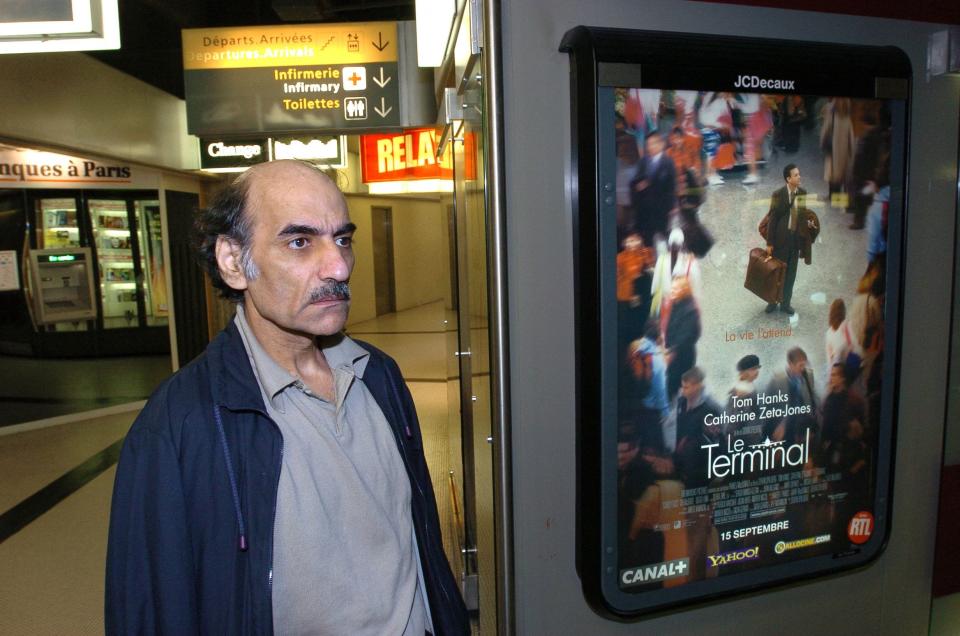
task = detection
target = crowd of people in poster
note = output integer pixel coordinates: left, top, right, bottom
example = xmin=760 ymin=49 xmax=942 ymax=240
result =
xmin=614 ymin=88 xmax=892 ymax=590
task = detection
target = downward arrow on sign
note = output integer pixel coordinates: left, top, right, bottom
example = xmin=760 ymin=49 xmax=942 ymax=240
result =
xmin=372 ymin=32 xmax=389 ymax=51
xmin=373 ymin=67 xmax=392 ymax=88
xmin=374 ymin=97 xmax=393 ymax=118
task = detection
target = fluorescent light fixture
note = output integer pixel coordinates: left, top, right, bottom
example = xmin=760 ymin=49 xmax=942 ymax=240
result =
xmin=415 ymin=0 xmax=455 ymax=67
xmin=0 ymin=0 xmax=120 ymax=54
xmin=200 ymin=167 xmax=250 ymax=174
xmin=368 ymin=179 xmax=452 ymax=194
xmin=0 ymin=0 xmax=91 ymax=36
xmin=273 ymin=135 xmax=348 ymax=168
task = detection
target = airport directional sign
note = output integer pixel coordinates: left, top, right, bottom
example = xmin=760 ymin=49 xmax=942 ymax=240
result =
xmin=182 ymin=22 xmax=402 ymax=134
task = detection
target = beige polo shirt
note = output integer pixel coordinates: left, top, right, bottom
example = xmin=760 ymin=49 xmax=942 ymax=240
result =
xmin=234 ymin=305 xmax=431 ymax=635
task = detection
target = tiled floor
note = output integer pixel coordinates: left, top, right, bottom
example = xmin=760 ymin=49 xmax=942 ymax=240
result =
xmin=0 ymin=353 xmax=170 ymax=427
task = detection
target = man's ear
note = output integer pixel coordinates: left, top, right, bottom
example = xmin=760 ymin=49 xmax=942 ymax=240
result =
xmin=215 ymin=236 xmax=249 ymax=291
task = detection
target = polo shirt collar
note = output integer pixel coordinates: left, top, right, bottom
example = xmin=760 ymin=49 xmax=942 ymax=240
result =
xmin=233 ymin=304 xmax=371 ymax=409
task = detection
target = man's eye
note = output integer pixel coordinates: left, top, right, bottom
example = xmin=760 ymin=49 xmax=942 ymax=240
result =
xmin=335 ymin=236 xmax=353 ymax=248
xmin=289 ymin=237 xmax=309 ymax=249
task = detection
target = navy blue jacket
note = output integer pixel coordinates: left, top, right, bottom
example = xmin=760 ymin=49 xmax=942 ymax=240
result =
xmin=105 ymin=320 xmax=469 ymax=635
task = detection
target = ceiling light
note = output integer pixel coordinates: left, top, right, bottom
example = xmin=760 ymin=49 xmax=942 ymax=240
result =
xmin=0 ymin=0 xmax=120 ymax=54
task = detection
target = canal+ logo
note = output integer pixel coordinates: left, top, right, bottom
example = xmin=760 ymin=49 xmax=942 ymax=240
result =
xmin=620 ymin=558 xmax=689 ymax=587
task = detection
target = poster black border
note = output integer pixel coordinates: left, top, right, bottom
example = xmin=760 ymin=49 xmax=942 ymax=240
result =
xmin=560 ymin=26 xmax=911 ymax=620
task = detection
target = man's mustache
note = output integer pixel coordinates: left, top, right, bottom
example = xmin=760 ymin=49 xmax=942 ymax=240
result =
xmin=308 ymin=281 xmax=351 ymax=303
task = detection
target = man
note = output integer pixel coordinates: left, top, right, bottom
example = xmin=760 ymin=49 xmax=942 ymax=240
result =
xmin=724 ymin=354 xmax=763 ymax=443
xmin=672 ymin=367 xmax=722 ymax=581
xmin=764 ymin=347 xmax=819 ymax=444
xmin=631 ymin=131 xmax=678 ymax=245
xmin=106 ymin=161 xmax=468 ymax=635
xmin=616 ymin=425 xmax=663 ymax=574
xmin=663 ymin=276 xmax=701 ymax=401
xmin=665 ymin=125 xmax=703 ymax=206
xmin=623 ymin=320 xmax=670 ymax=453
xmin=616 ymin=232 xmax=655 ymax=350
xmin=673 ymin=367 xmax=722 ymax=457
xmin=849 ymin=108 xmax=891 ymax=230
xmin=764 ymin=164 xmax=808 ymax=315
xmin=820 ymin=362 xmax=866 ymax=463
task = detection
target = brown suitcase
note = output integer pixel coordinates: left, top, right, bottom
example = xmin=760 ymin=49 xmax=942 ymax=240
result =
xmin=744 ymin=248 xmax=785 ymax=304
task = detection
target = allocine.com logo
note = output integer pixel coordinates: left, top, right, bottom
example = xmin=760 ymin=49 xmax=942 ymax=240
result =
xmin=774 ymin=534 xmax=831 ymax=554
xmin=620 ymin=558 xmax=689 ymax=587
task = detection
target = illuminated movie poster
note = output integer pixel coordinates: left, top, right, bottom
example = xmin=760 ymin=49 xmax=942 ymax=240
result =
xmin=562 ymin=27 xmax=908 ymax=617
xmin=613 ymin=88 xmax=891 ymax=592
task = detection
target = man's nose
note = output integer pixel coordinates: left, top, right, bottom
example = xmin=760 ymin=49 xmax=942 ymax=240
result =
xmin=317 ymin=243 xmax=351 ymax=281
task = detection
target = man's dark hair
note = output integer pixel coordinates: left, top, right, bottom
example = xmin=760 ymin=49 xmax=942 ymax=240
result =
xmin=681 ymin=366 xmax=705 ymax=385
xmin=828 ymin=298 xmax=846 ymax=330
xmin=194 ymin=175 xmax=255 ymax=302
xmin=832 ymin=362 xmax=852 ymax=388
xmin=618 ymin=422 xmax=641 ymax=447
xmin=643 ymin=318 xmax=660 ymax=341
xmin=787 ymin=346 xmax=808 ymax=365
xmin=782 ymin=163 xmax=798 ymax=181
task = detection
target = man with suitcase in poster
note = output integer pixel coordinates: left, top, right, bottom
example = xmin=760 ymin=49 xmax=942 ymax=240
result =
xmin=764 ymin=164 xmax=810 ymax=315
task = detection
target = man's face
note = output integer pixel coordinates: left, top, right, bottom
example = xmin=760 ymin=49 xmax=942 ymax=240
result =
xmin=788 ymin=355 xmax=808 ymax=377
xmin=623 ymin=234 xmax=643 ymax=251
xmin=618 ymin=442 xmax=639 ymax=470
xmin=680 ymin=378 xmax=702 ymax=402
xmin=786 ymin=167 xmax=801 ymax=190
xmin=670 ymin=277 xmax=689 ymax=301
xmin=742 ymin=367 xmax=759 ymax=382
xmin=223 ymin=162 xmax=356 ymax=339
xmin=829 ymin=365 xmax=846 ymax=392
xmin=646 ymin=135 xmax=664 ymax=157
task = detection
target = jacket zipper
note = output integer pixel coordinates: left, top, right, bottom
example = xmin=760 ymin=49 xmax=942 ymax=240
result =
xmin=268 ymin=431 xmax=283 ymax=598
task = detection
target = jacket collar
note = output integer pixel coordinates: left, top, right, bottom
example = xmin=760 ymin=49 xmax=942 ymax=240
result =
xmin=208 ymin=317 xmax=270 ymax=414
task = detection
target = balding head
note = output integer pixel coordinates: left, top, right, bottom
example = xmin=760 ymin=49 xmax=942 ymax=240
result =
xmin=205 ymin=159 xmax=356 ymax=340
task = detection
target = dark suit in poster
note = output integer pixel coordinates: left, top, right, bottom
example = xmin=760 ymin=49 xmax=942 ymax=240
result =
xmin=766 ymin=185 xmax=807 ymax=309
xmin=631 ymin=151 xmax=677 ymax=244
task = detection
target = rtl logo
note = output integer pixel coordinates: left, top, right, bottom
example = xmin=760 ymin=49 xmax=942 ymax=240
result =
xmin=847 ymin=511 xmax=874 ymax=545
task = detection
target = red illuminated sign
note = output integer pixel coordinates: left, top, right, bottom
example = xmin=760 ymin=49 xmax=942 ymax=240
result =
xmin=360 ymin=127 xmax=476 ymax=183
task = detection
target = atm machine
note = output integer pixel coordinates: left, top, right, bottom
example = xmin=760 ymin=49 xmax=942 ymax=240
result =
xmin=27 ymin=247 xmax=97 ymax=325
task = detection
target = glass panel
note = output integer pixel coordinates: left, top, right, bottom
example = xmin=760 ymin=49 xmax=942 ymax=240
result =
xmin=134 ymin=199 xmax=169 ymax=326
xmin=453 ymin=65 xmax=497 ymax=631
xmin=36 ymin=197 xmax=80 ymax=249
xmin=89 ymin=199 xmax=138 ymax=329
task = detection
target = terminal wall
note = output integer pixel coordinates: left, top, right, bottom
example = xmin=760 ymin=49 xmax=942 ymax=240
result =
xmin=0 ymin=53 xmax=198 ymax=171
xmin=501 ymin=0 xmax=959 ymax=633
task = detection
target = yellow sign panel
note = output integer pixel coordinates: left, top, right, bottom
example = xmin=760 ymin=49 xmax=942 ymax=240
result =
xmin=182 ymin=22 xmax=397 ymax=70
